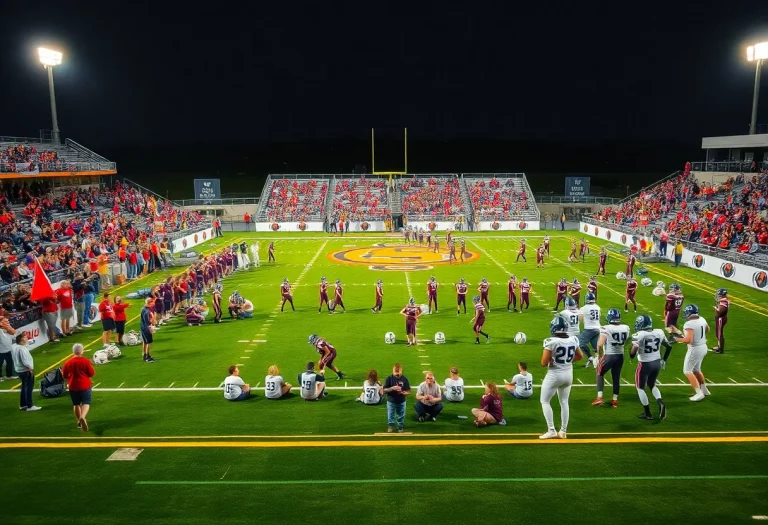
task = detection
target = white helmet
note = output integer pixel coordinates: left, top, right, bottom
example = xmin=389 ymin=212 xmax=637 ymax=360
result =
xmin=92 ymin=350 xmax=109 ymax=365
xmin=106 ymin=344 xmax=122 ymax=359
xmin=384 ymin=332 xmax=396 ymax=344
xmin=434 ymin=332 xmax=446 ymax=344
xmin=640 ymin=277 xmax=653 ymax=287
xmin=419 ymin=304 xmax=430 ymax=315
xmin=616 ymin=272 xmax=627 ymax=280
xmin=122 ymin=331 xmax=140 ymax=346
xmin=514 ymin=332 xmax=527 ymax=344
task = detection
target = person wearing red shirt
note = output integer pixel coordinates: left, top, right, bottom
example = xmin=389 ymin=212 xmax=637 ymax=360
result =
xmin=113 ymin=296 xmax=131 ymax=345
xmin=98 ymin=292 xmax=115 ymax=348
xmin=62 ymin=343 xmax=95 ymax=432
xmin=41 ymin=295 xmax=60 ymax=343
xmin=55 ymin=280 xmax=75 ymax=337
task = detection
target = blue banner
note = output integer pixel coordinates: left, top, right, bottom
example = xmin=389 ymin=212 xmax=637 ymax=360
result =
xmin=194 ymin=179 xmax=221 ymax=200
xmin=565 ymin=176 xmax=590 ymax=197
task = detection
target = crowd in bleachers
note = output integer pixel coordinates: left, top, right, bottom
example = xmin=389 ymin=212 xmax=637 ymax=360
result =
xmin=467 ymin=176 xmax=533 ymax=220
xmin=332 ymin=176 xmax=389 ymax=220
xmin=401 ymin=176 xmax=464 ymax=218
xmin=596 ymin=162 xmax=768 ymax=253
xmin=262 ymin=179 xmax=328 ymax=221
xmin=0 ymin=144 xmax=62 ymax=172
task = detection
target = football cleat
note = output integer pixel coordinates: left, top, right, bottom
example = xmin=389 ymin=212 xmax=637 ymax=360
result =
xmin=610 ymin=400 xmax=618 ymax=408
xmin=539 ymin=430 xmax=558 ymax=440
xmin=637 ymin=413 xmax=654 ymax=420
xmin=557 ymin=431 xmax=567 ymax=439
xmin=689 ymin=392 xmax=705 ymax=402
xmin=659 ymin=403 xmax=667 ymax=421
xmin=591 ymin=398 xmax=604 ymax=406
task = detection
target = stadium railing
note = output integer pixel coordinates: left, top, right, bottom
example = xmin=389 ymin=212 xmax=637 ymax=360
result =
xmin=534 ymin=195 xmax=621 ymax=204
xmin=0 ymin=160 xmax=117 ymax=173
xmin=176 ymin=197 xmax=260 ymax=207
xmin=691 ymin=161 xmax=768 ymax=173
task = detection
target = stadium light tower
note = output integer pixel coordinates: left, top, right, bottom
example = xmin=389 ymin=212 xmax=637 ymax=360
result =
xmin=747 ymin=41 xmax=768 ymax=135
xmin=38 ymin=47 xmax=63 ymax=144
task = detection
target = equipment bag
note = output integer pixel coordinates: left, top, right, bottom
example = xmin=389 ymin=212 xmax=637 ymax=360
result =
xmin=39 ymin=367 xmax=66 ymax=398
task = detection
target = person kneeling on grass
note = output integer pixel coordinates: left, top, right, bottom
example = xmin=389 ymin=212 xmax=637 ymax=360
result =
xmin=472 ymin=382 xmax=506 ymax=427
xmin=238 ymin=297 xmax=254 ymax=319
xmin=265 ymin=365 xmax=292 ymax=399
xmin=415 ymin=371 xmax=443 ymax=422
xmin=298 ymin=362 xmax=326 ymax=401
xmin=357 ymin=369 xmax=383 ymax=405
xmin=224 ymin=365 xmax=252 ymax=401
xmin=186 ymin=304 xmax=205 ymax=326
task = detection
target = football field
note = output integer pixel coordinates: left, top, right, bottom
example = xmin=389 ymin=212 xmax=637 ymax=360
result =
xmin=2 ymin=231 xmax=767 ymax=524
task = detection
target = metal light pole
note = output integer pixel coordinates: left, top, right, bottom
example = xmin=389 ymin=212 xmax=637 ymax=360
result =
xmin=747 ymin=42 xmax=768 ymax=135
xmin=38 ymin=47 xmax=63 ymax=144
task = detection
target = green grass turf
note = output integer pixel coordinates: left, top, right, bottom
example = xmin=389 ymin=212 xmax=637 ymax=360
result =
xmin=1 ymin=230 xmax=767 ymax=524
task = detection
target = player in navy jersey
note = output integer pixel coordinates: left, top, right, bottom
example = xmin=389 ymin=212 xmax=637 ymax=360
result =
xmin=624 ymin=277 xmax=638 ymax=312
xmin=519 ymin=278 xmax=532 ymax=312
xmin=427 ymin=276 xmax=439 ymax=314
xmin=598 ymin=247 xmax=607 ymax=276
xmin=401 ymin=297 xmax=422 ymax=347
xmin=371 ymin=279 xmax=384 ymax=313
xmin=712 ymin=288 xmax=729 ymax=354
xmin=507 ymin=275 xmax=518 ymax=312
xmin=470 ymin=295 xmax=490 ymax=344
xmin=318 ymin=277 xmax=331 ymax=313
xmin=554 ymin=277 xmax=568 ymax=311
xmin=478 ymin=278 xmax=491 ymax=311
xmin=456 ymin=278 xmax=469 ymax=315
xmin=308 ymin=334 xmax=345 ymax=380
xmin=516 ymin=239 xmax=527 ymax=262
xmin=280 ymin=278 xmax=295 ymax=312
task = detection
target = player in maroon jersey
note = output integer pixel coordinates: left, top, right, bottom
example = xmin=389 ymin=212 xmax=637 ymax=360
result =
xmin=519 ymin=278 xmax=532 ymax=312
xmin=426 ymin=230 xmax=432 ymax=248
xmin=478 ymin=278 xmax=491 ymax=311
xmin=330 ymin=279 xmax=346 ymax=313
xmin=553 ymin=277 xmax=568 ymax=311
xmin=427 ymin=276 xmax=439 ymax=314
xmin=371 ymin=279 xmax=384 ymax=313
xmin=318 ymin=276 xmax=331 ymax=313
xmin=663 ymin=283 xmax=684 ymax=329
xmin=624 ymin=277 xmax=638 ymax=313
xmin=400 ymin=297 xmax=422 ymax=346
xmin=536 ymin=244 xmax=545 ymax=268
xmin=587 ymin=275 xmax=598 ymax=302
xmin=713 ymin=288 xmax=729 ymax=354
xmin=418 ymin=228 xmax=424 ymax=246
xmin=597 ymin=247 xmax=607 ymax=276
xmin=433 ymin=235 xmax=440 ymax=253
xmin=446 ymin=229 xmax=452 ymax=245
xmin=569 ymin=278 xmax=582 ymax=305
xmin=449 ymin=242 xmax=458 ymax=263
xmin=280 ymin=278 xmax=295 ymax=312
xmin=470 ymin=295 xmax=491 ymax=344
xmin=308 ymin=334 xmax=345 ymax=380
xmin=544 ymin=234 xmax=550 ymax=255
xmin=568 ymin=241 xmax=577 ymax=262
xmin=507 ymin=275 xmax=518 ymax=312
xmin=459 ymin=239 xmax=466 ymax=262
xmin=456 ymin=277 xmax=469 ymax=315
xmin=404 ymin=226 xmax=411 ymax=245
xmin=268 ymin=242 xmax=275 ymax=263
xmin=516 ymin=239 xmax=527 ymax=262
xmin=626 ymin=251 xmax=637 ymax=278
xmin=579 ymin=238 xmax=588 ymax=261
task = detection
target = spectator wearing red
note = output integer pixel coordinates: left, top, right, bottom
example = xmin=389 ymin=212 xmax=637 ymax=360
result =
xmin=244 ymin=213 xmax=251 ymax=231
xmin=41 ymin=295 xmax=60 ymax=343
xmin=62 ymin=343 xmax=95 ymax=432
xmin=55 ymin=280 xmax=76 ymax=336
xmin=98 ymin=292 xmax=115 ymax=348
xmin=113 ymin=296 xmax=131 ymax=345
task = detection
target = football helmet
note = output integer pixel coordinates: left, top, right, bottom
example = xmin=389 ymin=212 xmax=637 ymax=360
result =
xmin=472 ymin=295 xmax=481 ymax=303
xmin=459 ymin=277 xmax=465 ymax=283
xmin=335 ymin=279 xmax=341 ymax=284
xmin=481 ymin=278 xmax=487 ymax=283
xmin=376 ymin=279 xmax=383 ymax=285
xmin=606 ymin=308 xmax=621 ymax=324
xmin=585 ymin=293 xmax=596 ymax=304
xmin=550 ymin=315 xmax=569 ymax=335
xmin=670 ymin=283 xmax=681 ymax=292
xmin=683 ymin=304 xmax=699 ymax=318
xmin=634 ymin=314 xmax=653 ymax=331
xmin=716 ymin=288 xmax=727 ymax=299
xmin=308 ymin=334 xmax=319 ymax=345
xmin=283 ymin=278 xmax=288 ymax=283
xmin=565 ymin=297 xmax=577 ymax=310
xmin=560 ymin=277 xmax=567 ymax=284
xmin=573 ymin=278 xmax=579 ymax=284
xmin=409 ymin=297 xmax=416 ymax=305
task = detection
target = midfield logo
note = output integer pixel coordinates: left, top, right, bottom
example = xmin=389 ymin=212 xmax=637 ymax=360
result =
xmin=329 ymin=244 xmax=480 ymax=271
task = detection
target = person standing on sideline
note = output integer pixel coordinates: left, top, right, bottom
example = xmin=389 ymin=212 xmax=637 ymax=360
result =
xmin=113 ymin=296 xmax=130 ymax=345
xmin=11 ymin=333 xmax=39 ymax=411
xmin=673 ymin=240 xmax=684 ymax=266
xmin=56 ymin=280 xmax=75 ymax=336
xmin=539 ymin=316 xmax=583 ymax=439
xmin=244 ymin=212 xmax=251 ymax=232
xmin=671 ymin=304 xmax=710 ymax=402
xmin=41 ymin=294 xmax=60 ymax=343
xmin=560 ymin=212 xmax=566 ymax=231
xmin=98 ymin=292 xmax=115 ymax=348
xmin=472 ymin=382 xmax=505 ymax=427
xmin=383 ymin=363 xmax=411 ymax=432
xmin=0 ymin=314 xmax=17 ymax=382
xmin=62 ymin=344 xmax=95 ymax=431
xmin=140 ymin=298 xmax=156 ymax=362
xmin=268 ymin=242 xmax=275 ymax=263
xmin=414 ymin=371 xmax=443 ymax=422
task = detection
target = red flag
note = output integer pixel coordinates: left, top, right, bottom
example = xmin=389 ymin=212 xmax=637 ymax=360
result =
xmin=29 ymin=256 xmax=55 ymax=302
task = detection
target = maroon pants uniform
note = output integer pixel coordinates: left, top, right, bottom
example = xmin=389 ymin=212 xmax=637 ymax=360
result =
xmin=473 ymin=316 xmax=485 ymax=332
xmin=715 ymin=316 xmax=727 ymax=348
xmin=664 ymin=310 xmax=679 ymax=327
xmin=521 ymin=292 xmax=530 ymax=308
xmin=320 ymin=350 xmax=337 ymax=369
xmin=508 ymin=291 xmax=517 ymax=309
xmin=429 ymin=292 xmax=438 ymax=310
xmin=555 ymin=292 xmax=566 ymax=310
xmin=406 ymin=318 xmax=417 ymax=336
xmin=480 ymin=291 xmax=489 ymax=307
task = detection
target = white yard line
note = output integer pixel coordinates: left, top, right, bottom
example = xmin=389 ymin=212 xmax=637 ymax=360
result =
xmin=168 ymin=382 xmax=175 ymax=388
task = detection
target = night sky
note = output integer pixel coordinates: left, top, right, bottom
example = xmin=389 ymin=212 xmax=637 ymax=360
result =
xmin=1 ymin=1 xmax=767 ymax=178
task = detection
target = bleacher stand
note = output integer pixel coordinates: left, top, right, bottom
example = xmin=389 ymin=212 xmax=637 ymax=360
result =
xmin=401 ymin=176 xmax=464 ymax=218
xmin=465 ymin=176 xmax=536 ymax=220
xmin=332 ymin=176 xmax=389 ymax=220
xmin=259 ymin=179 xmax=328 ymax=222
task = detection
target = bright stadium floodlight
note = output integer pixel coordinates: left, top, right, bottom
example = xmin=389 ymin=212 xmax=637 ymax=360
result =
xmin=38 ymin=47 xmax=63 ymax=144
xmin=747 ymin=41 xmax=768 ymax=135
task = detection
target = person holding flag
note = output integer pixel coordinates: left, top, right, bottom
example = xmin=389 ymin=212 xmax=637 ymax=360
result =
xmin=29 ymin=254 xmax=60 ymax=342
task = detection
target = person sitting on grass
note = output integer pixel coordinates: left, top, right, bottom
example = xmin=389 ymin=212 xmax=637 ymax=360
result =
xmin=238 ymin=297 xmax=254 ymax=319
xmin=223 ymin=365 xmax=252 ymax=401
xmin=265 ymin=365 xmax=292 ymax=399
xmin=415 ymin=371 xmax=443 ymax=422
xmin=357 ymin=369 xmax=383 ymax=405
xmin=442 ymin=366 xmax=465 ymax=402
xmin=472 ymin=382 xmax=506 ymax=427
xmin=298 ymin=362 xmax=326 ymax=401
xmin=505 ymin=362 xmax=533 ymax=399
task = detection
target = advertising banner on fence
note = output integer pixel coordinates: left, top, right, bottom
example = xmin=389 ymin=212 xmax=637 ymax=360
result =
xmin=194 ymin=179 xmax=221 ymax=201
xmin=171 ymin=227 xmax=214 ymax=252
xmin=579 ymin=221 xmax=768 ymax=292
xmin=565 ymin=176 xmax=591 ymax=197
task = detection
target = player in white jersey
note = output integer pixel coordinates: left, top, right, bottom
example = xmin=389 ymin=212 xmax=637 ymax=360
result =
xmin=579 ymin=293 xmax=601 ymax=369
xmin=592 ymin=309 xmax=631 ymax=407
xmin=560 ymin=297 xmax=581 ymax=337
xmin=539 ymin=316 xmax=584 ymax=439
xmin=505 ymin=361 xmax=534 ymax=399
xmin=631 ymin=315 xmax=672 ymax=420
xmin=443 ymin=366 xmax=465 ymax=402
xmin=223 ymin=365 xmax=252 ymax=401
xmin=264 ymin=364 xmax=292 ymax=400
xmin=358 ymin=369 xmax=383 ymax=405
xmin=670 ymin=304 xmax=710 ymax=401
xmin=297 ymin=362 xmax=326 ymax=401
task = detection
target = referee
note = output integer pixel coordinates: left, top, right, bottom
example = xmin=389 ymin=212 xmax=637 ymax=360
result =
xmin=141 ymin=298 xmax=156 ymax=363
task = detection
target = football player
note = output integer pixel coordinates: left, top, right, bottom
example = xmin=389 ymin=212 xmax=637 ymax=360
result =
xmin=459 ymin=239 xmax=467 ymax=262
xmin=308 ymin=334 xmax=345 ymax=380
xmin=597 ymin=247 xmax=607 ymax=276
xmin=579 ymin=238 xmax=588 ymax=261
xmin=536 ymin=244 xmax=546 ymax=269
xmin=427 ymin=276 xmax=439 ymax=314
xmin=554 ymin=277 xmax=568 ymax=311
xmin=519 ymin=278 xmax=532 ymax=312
xmin=625 ymin=276 xmax=638 ymax=313
xmin=539 ymin=315 xmax=584 ymax=439
xmin=330 ymin=279 xmax=345 ymax=313
xmin=212 ymin=282 xmax=223 ymax=323
xmin=478 ymin=278 xmax=490 ymax=311
xmin=663 ymin=283 xmax=684 ymax=330
xmin=318 ymin=276 xmax=331 ymax=313
xmin=670 ymin=305 xmax=710 ymax=402
xmin=507 ymin=274 xmax=518 ymax=312
xmin=579 ymin=292 xmax=601 ymax=368
xmin=268 ymin=241 xmax=275 ymax=263
xmin=569 ymin=278 xmax=582 ymax=305
xmin=560 ymin=297 xmax=581 ymax=342
xmin=426 ymin=230 xmax=432 ymax=248
xmin=587 ymin=275 xmax=598 ymax=302
xmin=568 ymin=240 xmax=577 ymax=262
xmin=280 ymin=278 xmax=295 ymax=312
xmin=456 ymin=277 xmax=469 ymax=315
xmin=516 ymin=238 xmax=527 ymax=263
xmin=449 ymin=241 xmax=458 ymax=263
xmin=592 ymin=309 xmax=630 ymax=407
xmin=401 ymin=297 xmax=422 ymax=347
xmin=433 ymin=235 xmax=440 ymax=253
xmin=371 ymin=279 xmax=384 ymax=313
xmin=470 ymin=295 xmax=490 ymax=344
xmin=630 ymin=314 xmax=671 ymax=420
xmin=626 ymin=250 xmax=637 ymax=278
xmin=712 ymin=288 xmax=729 ymax=354
xmin=543 ymin=234 xmax=550 ymax=255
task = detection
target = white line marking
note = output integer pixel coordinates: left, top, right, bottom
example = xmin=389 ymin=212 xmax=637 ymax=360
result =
xmin=118 ymin=382 xmax=125 ymax=388
xmin=240 ymin=357 xmax=251 ymax=359
xmin=420 ymin=363 xmax=431 ymax=366
xmin=252 ymin=340 xmax=267 ymax=343
xmin=621 ymin=379 xmax=631 ymax=385
xmin=255 ymin=334 xmax=266 ymax=336
xmin=728 ymin=377 xmax=738 ymax=383
xmin=245 ymin=349 xmax=254 ymax=353
xmin=480 ymin=379 xmax=484 ymax=386
xmin=236 ymin=364 xmax=245 ymax=367
xmin=143 ymin=383 xmax=151 ymax=388
xmin=753 ymin=377 xmax=764 ymax=384
xmin=237 ymin=340 xmax=250 ymax=343
xmin=676 ymin=378 xmax=686 ymax=384
xmin=168 ymin=382 xmax=175 ymax=388
xmin=255 ymin=382 xmax=260 ymax=388
xmin=577 ymin=378 xmax=584 ymax=384
xmin=193 ymin=383 xmax=199 ymax=388
xmin=220 ymin=465 xmax=232 ymax=480
xmin=404 ymin=272 xmax=414 ymax=299
xmin=93 ymin=383 xmax=101 ymax=389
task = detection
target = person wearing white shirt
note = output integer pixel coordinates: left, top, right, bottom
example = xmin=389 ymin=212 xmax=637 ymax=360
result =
xmin=670 ymin=304 xmax=711 ymax=402
xmin=223 ymin=365 xmax=252 ymax=401
xmin=505 ymin=362 xmax=534 ymax=399
xmin=579 ymin=294 xmax=602 ymax=369
xmin=11 ymin=333 xmax=40 ymax=411
xmin=264 ymin=364 xmax=292 ymax=400
xmin=0 ymin=314 xmax=18 ymax=382
xmin=298 ymin=362 xmax=326 ymax=401
xmin=357 ymin=369 xmax=383 ymax=405
xmin=239 ymin=299 xmax=254 ymax=319
xmin=443 ymin=366 xmax=465 ymax=402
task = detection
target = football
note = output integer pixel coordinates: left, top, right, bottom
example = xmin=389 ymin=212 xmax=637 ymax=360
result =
xmin=434 ymin=332 xmax=446 ymax=344
xmin=514 ymin=332 xmax=527 ymax=344
xmin=384 ymin=332 xmax=396 ymax=344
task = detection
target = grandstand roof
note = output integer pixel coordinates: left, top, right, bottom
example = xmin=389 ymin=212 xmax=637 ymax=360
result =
xmin=702 ymin=134 xmax=768 ymax=149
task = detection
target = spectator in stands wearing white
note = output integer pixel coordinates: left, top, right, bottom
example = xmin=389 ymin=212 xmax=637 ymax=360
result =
xmin=223 ymin=365 xmax=252 ymax=401
xmin=0 ymin=314 xmax=17 ymax=382
xmin=264 ymin=365 xmax=292 ymax=399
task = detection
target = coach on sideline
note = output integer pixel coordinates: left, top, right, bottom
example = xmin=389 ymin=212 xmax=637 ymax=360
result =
xmin=62 ymin=344 xmax=95 ymax=432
